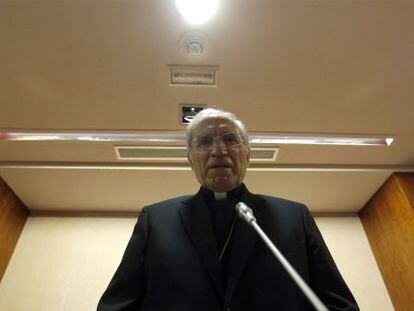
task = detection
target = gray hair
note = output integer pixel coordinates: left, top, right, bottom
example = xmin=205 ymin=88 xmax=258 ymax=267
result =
xmin=186 ymin=108 xmax=249 ymax=149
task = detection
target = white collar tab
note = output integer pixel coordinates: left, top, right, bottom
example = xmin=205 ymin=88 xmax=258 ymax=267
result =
xmin=214 ymin=192 xmax=227 ymax=200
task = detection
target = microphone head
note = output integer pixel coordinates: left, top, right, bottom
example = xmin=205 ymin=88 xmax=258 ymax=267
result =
xmin=236 ymin=202 xmax=256 ymax=224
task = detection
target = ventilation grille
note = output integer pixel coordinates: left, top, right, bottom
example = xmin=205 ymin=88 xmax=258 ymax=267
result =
xmin=250 ymin=148 xmax=278 ymax=160
xmin=115 ymin=146 xmax=278 ymax=163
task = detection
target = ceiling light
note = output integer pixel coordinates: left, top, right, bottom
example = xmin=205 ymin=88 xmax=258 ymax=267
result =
xmin=176 ymin=0 xmax=219 ymax=25
xmin=249 ymin=135 xmax=394 ymax=146
xmin=0 ymin=131 xmax=394 ymax=146
xmin=385 ymin=138 xmax=394 ymax=146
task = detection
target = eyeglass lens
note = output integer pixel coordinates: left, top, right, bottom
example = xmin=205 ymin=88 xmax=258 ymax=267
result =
xmin=193 ymin=132 xmax=241 ymax=149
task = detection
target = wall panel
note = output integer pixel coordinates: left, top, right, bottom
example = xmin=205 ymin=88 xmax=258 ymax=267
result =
xmin=0 ymin=216 xmax=393 ymax=310
xmin=360 ymin=173 xmax=414 ymax=311
xmin=0 ymin=177 xmax=29 ymax=281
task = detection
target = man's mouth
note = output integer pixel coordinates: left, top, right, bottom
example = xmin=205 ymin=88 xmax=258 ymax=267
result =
xmin=209 ymin=164 xmax=232 ymax=169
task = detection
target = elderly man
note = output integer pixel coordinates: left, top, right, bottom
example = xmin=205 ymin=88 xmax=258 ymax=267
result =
xmin=98 ymin=109 xmax=359 ymax=311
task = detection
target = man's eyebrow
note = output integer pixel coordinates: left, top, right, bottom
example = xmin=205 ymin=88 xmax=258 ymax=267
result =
xmin=197 ymin=130 xmax=234 ymax=136
xmin=204 ymin=125 xmax=234 ymax=130
xmin=196 ymin=131 xmax=215 ymax=136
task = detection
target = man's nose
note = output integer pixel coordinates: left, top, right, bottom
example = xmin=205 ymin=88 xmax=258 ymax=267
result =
xmin=210 ymin=137 xmax=228 ymax=155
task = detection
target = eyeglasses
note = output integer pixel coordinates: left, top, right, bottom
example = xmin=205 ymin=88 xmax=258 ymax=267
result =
xmin=191 ymin=131 xmax=244 ymax=151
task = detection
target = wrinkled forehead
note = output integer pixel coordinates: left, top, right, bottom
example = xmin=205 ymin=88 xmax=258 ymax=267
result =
xmin=193 ymin=117 xmax=239 ymax=136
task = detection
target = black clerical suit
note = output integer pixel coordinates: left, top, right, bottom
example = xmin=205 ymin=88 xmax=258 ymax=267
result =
xmin=98 ymin=184 xmax=359 ymax=311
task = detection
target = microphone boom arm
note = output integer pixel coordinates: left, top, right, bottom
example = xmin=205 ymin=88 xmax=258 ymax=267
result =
xmin=236 ymin=202 xmax=329 ymax=311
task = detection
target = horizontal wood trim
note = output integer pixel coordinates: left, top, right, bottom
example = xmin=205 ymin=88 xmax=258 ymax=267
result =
xmin=359 ymin=173 xmax=414 ymax=311
xmin=29 ymin=210 xmax=355 ymax=218
xmin=0 ymin=177 xmax=29 ymax=282
xmin=395 ymin=173 xmax=414 ymax=209
xmin=30 ymin=210 xmax=139 ymax=218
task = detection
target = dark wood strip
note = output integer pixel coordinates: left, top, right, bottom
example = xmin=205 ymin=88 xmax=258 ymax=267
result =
xmin=359 ymin=173 xmax=414 ymax=311
xmin=0 ymin=177 xmax=29 ymax=281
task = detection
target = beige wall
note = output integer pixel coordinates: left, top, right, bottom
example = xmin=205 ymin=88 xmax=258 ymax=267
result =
xmin=0 ymin=217 xmax=135 ymax=311
xmin=315 ymin=217 xmax=393 ymax=310
xmin=0 ymin=216 xmax=393 ymax=311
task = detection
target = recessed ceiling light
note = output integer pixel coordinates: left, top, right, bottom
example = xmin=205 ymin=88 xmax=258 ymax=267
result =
xmin=249 ymin=135 xmax=394 ymax=146
xmin=175 ymin=0 xmax=220 ymax=25
xmin=0 ymin=131 xmax=395 ymax=146
xmin=385 ymin=138 xmax=394 ymax=146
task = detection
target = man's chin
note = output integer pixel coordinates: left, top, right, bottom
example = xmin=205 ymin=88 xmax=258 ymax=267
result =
xmin=205 ymin=177 xmax=239 ymax=193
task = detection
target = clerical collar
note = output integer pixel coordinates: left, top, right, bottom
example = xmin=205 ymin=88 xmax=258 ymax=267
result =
xmin=200 ymin=183 xmax=245 ymax=202
xmin=214 ymin=192 xmax=227 ymax=200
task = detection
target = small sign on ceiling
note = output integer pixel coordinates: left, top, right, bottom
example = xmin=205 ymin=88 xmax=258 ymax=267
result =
xmin=180 ymin=104 xmax=206 ymax=124
xmin=169 ymin=65 xmax=218 ymax=85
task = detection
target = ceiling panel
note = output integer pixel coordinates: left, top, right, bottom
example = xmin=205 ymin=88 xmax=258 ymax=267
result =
xmin=0 ymin=0 xmax=413 ymax=213
xmin=0 ymin=167 xmax=391 ymax=213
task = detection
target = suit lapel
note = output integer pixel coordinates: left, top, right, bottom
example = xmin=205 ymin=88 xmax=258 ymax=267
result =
xmin=179 ymin=191 xmax=224 ymax=300
xmin=224 ymin=189 xmax=265 ymax=303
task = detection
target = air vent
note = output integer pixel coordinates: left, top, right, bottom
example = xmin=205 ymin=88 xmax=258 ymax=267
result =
xmin=115 ymin=146 xmax=278 ymax=163
xmin=250 ymin=148 xmax=279 ymax=161
xmin=115 ymin=146 xmax=188 ymax=161
xmin=179 ymin=31 xmax=210 ymax=57
xmin=169 ymin=65 xmax=218 ymax=85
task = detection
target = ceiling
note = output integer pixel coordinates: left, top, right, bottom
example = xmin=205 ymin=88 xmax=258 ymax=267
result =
xmin=0 ymin=0 xmax=413 ymax=214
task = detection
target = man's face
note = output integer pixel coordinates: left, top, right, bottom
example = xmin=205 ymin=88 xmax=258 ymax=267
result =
xmin=188 ymin=117 xmax=250 ymax=192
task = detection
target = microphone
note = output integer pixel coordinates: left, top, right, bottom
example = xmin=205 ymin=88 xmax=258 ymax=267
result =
xmin=235 ymin=202 xmax=329 ymax=311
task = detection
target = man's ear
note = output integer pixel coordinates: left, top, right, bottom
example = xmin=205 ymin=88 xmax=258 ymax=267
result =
xmin=187 ymin=151 xmax=193 ymax=167
xmin=246 ymin=146 xmax=250 ymax=167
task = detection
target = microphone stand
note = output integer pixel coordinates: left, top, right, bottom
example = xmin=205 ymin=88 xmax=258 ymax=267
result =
xmin=236 ymin=202 xmax=329 ymax=311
